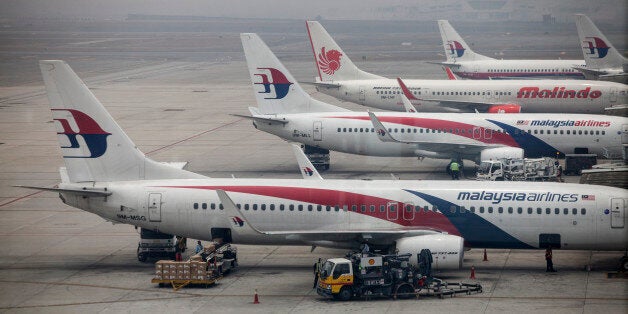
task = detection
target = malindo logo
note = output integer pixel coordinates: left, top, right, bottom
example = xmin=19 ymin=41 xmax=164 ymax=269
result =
xmin=517 ymin=86 xmax=602 ymax=99
xmin=52 ymin=109 xmax=111 ymax=158
xmin=254 ymin=67 xmax=293 ymax=99
xmin=302 ymin=167 xmax=314 ymax=176
xmin=457 ymin=191 xmax=578 ymax=204
xmin=446 ymin=40 xmax=465 ymax=57
xmin=317 ymin=47 xmax=342 ymax=75
xmin=582 ymin=37 xmax=610 ymax=59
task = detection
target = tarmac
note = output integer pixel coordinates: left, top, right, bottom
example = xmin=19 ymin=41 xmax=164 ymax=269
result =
xmin=0 ymin=19 xmax=627 ymax=313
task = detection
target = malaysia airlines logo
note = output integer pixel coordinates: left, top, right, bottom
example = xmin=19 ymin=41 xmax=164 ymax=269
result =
xmin=254 ymin=67 xmax=293 ymax=99
xmin=52 ymin=109 xmax=111 ymax=158
xmin=377 ymin=128 xmax=387 ymax=136
xmin=581 ymin=195 xmax=595 ymax=201
xmin=302 ymin=167 xmax=314 ymax=176
xmin=317 ymin=47 xmax=343 ymax=75
xmin=516 ymin=120 xmax=530 ymax=126
xmin=231 ymin=216 xmax=245 ymax=227
xmin=446 ymin=40 xmax=465 ymax=57
xmin=582 ymin=37 xmax=609 ymax=58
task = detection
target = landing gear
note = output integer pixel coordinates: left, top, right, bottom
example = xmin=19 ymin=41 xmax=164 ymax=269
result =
xmin=302 ymin=145 xmax=330 ymax=171
xmin=620 ymin=255 xmax=628 ymax=272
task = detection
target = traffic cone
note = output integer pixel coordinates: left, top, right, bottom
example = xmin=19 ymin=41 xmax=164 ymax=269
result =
xmin=470 ymin=265 xmax=476 ymax=279
xmin=483 ymin=249 xmax=488 ymax=261
xmin=253 ymin=289 xmax=260 ymax=304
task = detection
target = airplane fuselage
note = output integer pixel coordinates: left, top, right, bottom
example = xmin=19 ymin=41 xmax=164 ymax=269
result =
xmin=449 ymin=59 xmax=586 ymax=80
xmin=317 ymin=79 xmax=627 ymax=112
xmin=63 ymin=179 xmax=628 ymax=251
xmin=255 ymin=112 xmax=626 ymax=161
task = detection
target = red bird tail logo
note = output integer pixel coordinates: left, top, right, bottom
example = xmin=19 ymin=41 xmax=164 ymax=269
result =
xmin=317 ymin=47 xmax=342 ymax=75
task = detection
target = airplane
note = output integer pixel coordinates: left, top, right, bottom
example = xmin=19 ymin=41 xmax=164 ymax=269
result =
xmin=239 ymin=33 xmax=626 ymax=166
xmin=436 ymin=20 xmax=586 ymax=80
xmin=305 ymin=20 xmax=627 ymax=113
xmin=574 ymin=14 xmax=627 ymax=84
xmin=23 ymin=60 xmax=628 ymax=271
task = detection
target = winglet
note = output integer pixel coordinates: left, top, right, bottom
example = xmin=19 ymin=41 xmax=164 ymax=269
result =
xmin=291 ymin=144 xmax=323 ymax=180
xmin=396 ymin=78 xmax=419 ymax=101
xmin=400 ymin=94 xmax=417 ymax=113
xmin=367 ymin=112 xmax=399 ymax=143
xmin=443 ymin=66 xmax=457 ymax=80
xmin=216 ymin=189 xmax=266 ymax=235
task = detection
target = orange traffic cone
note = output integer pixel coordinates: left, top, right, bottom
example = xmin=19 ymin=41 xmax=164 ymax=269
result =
xmin=253 ymin=289 xmax=260 ymax=304
xmin=470 ymin=265 xmax=476 ymax=279
xmin=483 ymin=249 xmax=488 ymax=261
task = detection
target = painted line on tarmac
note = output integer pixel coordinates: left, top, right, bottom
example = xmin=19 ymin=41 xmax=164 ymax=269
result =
xmin=145 ymin=118 xmax=244 ymax=156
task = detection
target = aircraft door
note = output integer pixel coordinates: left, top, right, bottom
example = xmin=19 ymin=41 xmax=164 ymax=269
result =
xmin=387 ymin=201 xmax=398 ymax=221
xmin=148 ymin=193 xmax=162 ymax=222
xmin=610 ymin=198 xmax=625 ymax=228
xmin=494 ymin=90 xmax=500 ymax=101
xmin=472 ymin=127 xmax=482 ymax=140
xmin=359 ymin=86 xmax=366 ymax=103
xmin=609 ymin=87 xmax=617 ymax=103
xmin=622 ymin=124 xmax=628 ymax=145
xmin=402 ymin=203 xmax=415 ymax=221
xmin=484 ymin=128 xmax=492 ymax=140
xmin=313 ymin=121 xmax=322 ymax=141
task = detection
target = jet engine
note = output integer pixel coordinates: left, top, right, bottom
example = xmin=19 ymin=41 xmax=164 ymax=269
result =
xmin=487 ymin=104 xmax=521 ymax=113
xmin=395 ymin=234 xmax=464 ymax=270
xmin=480 ymin=147 xmax=524 ymax=162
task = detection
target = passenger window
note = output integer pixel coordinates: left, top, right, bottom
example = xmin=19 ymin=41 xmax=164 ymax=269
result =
xmin=203 ymin=203 xmax=208 ymax=210
xmin=193 ymin=203 xmax=198 ymax=209
xmin=581 ymin=208 xmax=586 ymax=215
xmin=554 ymin=208 xmax=559 ymax=214
xmin=245 ymin=204 xmax=249 ymax=210
xmin=253 ymin=204 xmax=258 ymax=210
xmin=280 ymin=204 xmax=284 ymax=211
xmin=219 ymin=204 xmax=223 ymax=210
xmin=488 ymin=207 xmax=493 ymax=214
xmin=325 ymin=206 xmax=331 ymax=211
xmin=572 ymin=208 xmax=577 ymax=215
xmin=498 ymin=207 xmax=503 ymax=214
xmin=380 ymin=205 xmax=385 ymax=212
xmin=517 ymin=207 xmax=522 ymax=214
xmin=317 ymin=205 xmax=322 ymax=211
xmin=527 ymin=207 xmax=532 ymax=214
xmin=508 ymin=207 xmax=513 ymax=214
xmin=563 ymin=208 xmax=568 ymax=215
xmin=537 ymin=208 xmax=542 ymax=214
xmin=479 ymin=207 xmax=484 ymax=213
xmin=298 ymin=205 xmax=303 ymax=211
xmin=352 ymin=205 xmax=357 ymax=212
xmin=270 ymin=204 xmax=275 ymax=211
xmin=308 ymin=205 xmax=313 ymax=211
xmin=370 ymin=205 xmax=375 ymax=212
xmin=289 ymin=204 xmax=294 ymax=211
xmin=450 ymin=206 xmax=457 ymax=214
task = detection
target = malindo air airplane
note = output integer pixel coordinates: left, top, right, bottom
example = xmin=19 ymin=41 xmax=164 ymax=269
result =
xmin=22 ymin=60 xmax=628 ymax=271
xmin=574 ymin=14 xmax=627 ymax=84
xmin=305 ymin=20 xmax=627 ymax=113
xmin=239 ymin=33 xmax=626 ymax=165
xmin=436 ymin=20 xmax=586 ymax=80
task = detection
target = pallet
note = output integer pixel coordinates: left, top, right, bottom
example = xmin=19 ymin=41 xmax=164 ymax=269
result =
xmin=151 ymin=277 xmax=221 ymax=291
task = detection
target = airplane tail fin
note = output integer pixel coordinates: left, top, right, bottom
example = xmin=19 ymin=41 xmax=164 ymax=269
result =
xmin=305 ymin=21 xmax=383 ymax=82
xmin=575 ymin=14 xmax=626 ymax=70
xmin=40 ymin=60 xmax=204 ymax=183
xmin=240 ymin=33 xmax=348 ymax=114
xmin=437 ymin=20 xmax=493 ymax=62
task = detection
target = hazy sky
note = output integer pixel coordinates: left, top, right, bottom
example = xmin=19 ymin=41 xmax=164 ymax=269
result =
xmin=1 ymin=0 xmax=625 ymax=22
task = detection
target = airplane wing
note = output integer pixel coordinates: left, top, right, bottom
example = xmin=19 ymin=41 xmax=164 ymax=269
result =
xmin=426 ymin=61 xmax=462 ymax=69
xmin=301 ymin=81 xmax=342 ymax=89
xmin=14 ymin=185 xmax=112 ymax=197
xmin=367 ymin=112 xmax=493 ymax=154
xmin=290 ymin=144 xmax=323 ymax=180
xmin=231 ymin=114 xmax=289 ymax=125
xmin=216 ymin=189 xmax=442 ymax=243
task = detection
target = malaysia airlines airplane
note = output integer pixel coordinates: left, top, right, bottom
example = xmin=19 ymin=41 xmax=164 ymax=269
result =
xmin=305 ymin=21 xmax=627 ymax=113
xmin=240 ymin=33 xmax=626 ymax=164
xmin=574 ymin=14 xmax=627 ymax=84
xmin=25 ymin=60 xmax=628 ymax=270
xmin=436 ymin=20 xmax=585 ymax=80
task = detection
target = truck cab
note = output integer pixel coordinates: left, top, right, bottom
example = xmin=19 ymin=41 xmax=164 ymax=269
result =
xmin=137 ymin=228 xmax=176 ymax=262
xmin=317 ymin=258 xmax=354 ymax=300
xmin=477 ymin=160 xmax=504 ymax=181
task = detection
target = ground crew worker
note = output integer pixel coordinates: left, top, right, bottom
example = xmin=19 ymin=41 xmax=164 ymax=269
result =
xmin=450 ymin=160 xmax=460 ymax=180
xmin=195 ymin=240 xmax=203 ymax=254
xmin=313 ymin=258 xmax=322 ymax=288
xmin=545 ymin=246 xmax=556 ymax=272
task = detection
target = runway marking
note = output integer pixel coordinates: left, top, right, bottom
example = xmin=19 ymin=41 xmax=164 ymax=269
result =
xmin=0 ymin=190 xmax=44 ymax=208
xmin=145 ymin=118 xmax=244 ymax=156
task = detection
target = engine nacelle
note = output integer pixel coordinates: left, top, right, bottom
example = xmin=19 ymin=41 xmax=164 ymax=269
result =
xmin=480 ymin=147 xmax=524 ymax=162
xmin=487 ymin=104 xmax=521 ymax=113
xmin=395 ymin=234 xmax=464 ymax=270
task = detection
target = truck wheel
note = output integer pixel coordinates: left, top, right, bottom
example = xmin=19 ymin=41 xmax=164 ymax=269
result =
xmin=338 ymin=286 xmax=351 ymax=301
xmin=395 ymin=283 xmax=414 ymax=299
xmin=620 ymin=256 xmax=628 ymax=272
xmin=138 ymin=253 xmax=147 ymax=262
